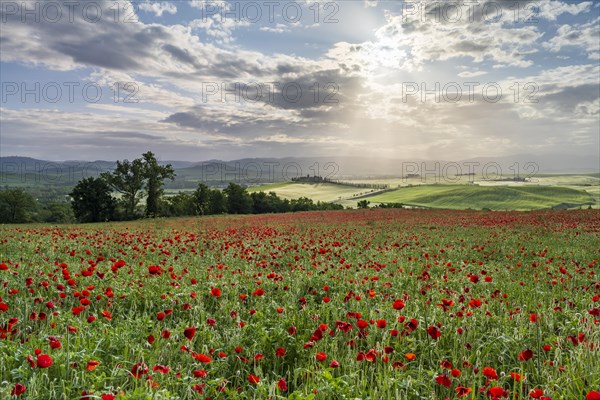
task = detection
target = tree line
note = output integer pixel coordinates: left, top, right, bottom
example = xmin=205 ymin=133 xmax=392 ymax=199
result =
xmin=0 ymin=188 xmax=74 ymax=224
xmin=67 ymin=151 xmax=342 ymax=223
xmin=3 ymin=152 xmax=382 ymax=224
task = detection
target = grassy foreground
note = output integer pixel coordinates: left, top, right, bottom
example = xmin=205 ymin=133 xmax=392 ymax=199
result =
xmin=0 ymin=209 xmax=599 ymax=399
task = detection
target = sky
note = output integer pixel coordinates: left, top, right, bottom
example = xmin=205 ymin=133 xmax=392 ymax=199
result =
xmin=0 ymin=0 xmax=599 ymax=162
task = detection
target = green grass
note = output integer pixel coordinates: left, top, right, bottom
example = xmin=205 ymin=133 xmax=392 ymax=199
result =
xmin=248 ymin=182 xmax=381 ymax=203
xmin=247 ymin=182 xmax=295 ymax=193
xmin=0 ymin=210 xmax=599 ymax=399
xmin=361 ymin=185 xmax=595 ymax=210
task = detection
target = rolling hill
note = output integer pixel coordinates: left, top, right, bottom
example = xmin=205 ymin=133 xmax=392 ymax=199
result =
xmin=358 ymin=185 xmax=595 ymax=210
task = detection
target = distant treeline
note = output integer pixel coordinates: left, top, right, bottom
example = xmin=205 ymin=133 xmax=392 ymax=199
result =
xmin=162 ymin=184 xmax=343 ymax=220
xmin=292 ymin=175 xmax=389 ymax=190
xmin=0 ymin=182 xmax=344 ymax=224
xmin=0 ymin=187 xmax=74 ymax=224
xmin=0 ymin=151 xmax=344 ymax=224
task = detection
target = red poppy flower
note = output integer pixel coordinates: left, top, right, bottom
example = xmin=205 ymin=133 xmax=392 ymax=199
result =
xmin=48 ymin=337 xmax=62 ymax=349
xmin=184 ymin=327 xmax=196 ymax=340
xmin=192 ymin=384 xmax=205 ymax=394
xmin=530 ymin=389 xmax=544 ymax=398
xmin=468 ymin=298 xmax=482 ymax=308
xmin=131 ymin=362 xmax=148 ymax=378
xmin=86 ymin=360 xmax=100 ymax=371
xmin=518 ymin=349 xmax=534 ymax=361
xmin=276 ymin=347 xmax=286 ymax=357
xmin=427 ymin=325 xmax=441 ymax=339
xmin=456 ymin=386 xmax=472 ymax=397
xmin=247 ymin=374 xmax=260 ymax=384
xmin=316 ymin=352 xmax=327 ymax=362
xmin=405 ymin=353 xmax=416 ymax=361
xmin=148 ymin=265 xmax=163 ymax=275
xmin=587 ymin=392 xmax=600 ymax=400
xmin=36 ymin=354 xmax=53 ymax=368
xmin=11 ymin=384 xmax=26 ymax=396
xmin=510 ymin=372 xmax=524 ymax=382
xmin=100 ymin=310 xmax=112 ymax=320
xmin=152 ymin=364 xmax=170 ymax=374
xmin=357 ymin=319 xmax=369 ymax=329
xmin=487 ymin=386 xmax=508 ymax=398
xmin=330 ymin=360 xmax=340 ymax=368
xmin=211 ymin=287 xmax=221 ymax=297
xmin=365 ymin=349 xmax=377 ymax=362
xmin=482 ymin=366 xmax=498 ymax=380
xmin=435 ymin=374 xmax=451 ymax=387
xmin=529 ymin=313 xmax=539 ymax=323
xmin=195 ymin=353 xmax=212 ymax=363
xmin=101 ymin=395 xmax=115 ymax=400
xmin=405 ymin=318 xmax=419 ymax=331
xmin=277 ymin=378 xmax=287 ymax=391
xmin=376 ymin=319 xmax=387 ymax=329
xmin=193 ymin=369 xmax=208 ymax=378
xmin=393 ymin=299 xmax=405 ymax=310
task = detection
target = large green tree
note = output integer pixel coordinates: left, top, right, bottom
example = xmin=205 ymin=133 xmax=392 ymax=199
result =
xmin=208 ymin=189 xmax=227 ymax=214
xmin=223 ymin=182 xmax=253 ymax=214
xmin=0 ymin=189 xmax=37 ymax=223
xmin=142 ymin=151 xmax=175 ymax=217
xmin=102 ymin=158 xmax=145 ymax=219
xmin=165 ymin=192 xmax=196 ymax=217
xmin=69 ymin=177 xmax=117 ymax=222
xmin=193 ymin=183 xmax=211 ymax=215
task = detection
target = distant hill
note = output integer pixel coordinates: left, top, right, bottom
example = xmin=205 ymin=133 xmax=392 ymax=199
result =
xmin=1 ymin=154 xmax=598 ymax=188
xmin=362 ymin=185 xmax=595 ymax=211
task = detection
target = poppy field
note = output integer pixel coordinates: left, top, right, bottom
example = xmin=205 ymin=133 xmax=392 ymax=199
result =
xmin=1 ymin=209 xmax=599 ymax=399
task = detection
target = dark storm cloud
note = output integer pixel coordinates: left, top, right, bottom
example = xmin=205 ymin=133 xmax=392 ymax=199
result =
xmin=162 ymin=44 xmax=200 ymax=68
xmin=539 ymin=83 xmax=600 ymax=113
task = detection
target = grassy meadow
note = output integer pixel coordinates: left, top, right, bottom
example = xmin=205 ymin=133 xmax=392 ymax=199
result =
xmin=1 ymin=209 xmax=599 ymax=399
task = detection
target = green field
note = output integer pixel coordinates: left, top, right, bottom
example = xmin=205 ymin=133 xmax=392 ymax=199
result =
xmin=248 ymin=182 xmax=381 ymax=203
xmin=354 ymin=185 xmax=595 ymax=210
xmin=1 ymin=210 xmax=599 ymax=398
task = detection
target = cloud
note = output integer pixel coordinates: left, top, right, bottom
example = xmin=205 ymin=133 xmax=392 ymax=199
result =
xmin=458 ymin=71 xmax=488 ymax=78
xmin=260 ymin=24 xmax=292 ymax=33
xmin=0 ymin=0 xmax=598 ymax=161
xmin=543 ymin=18 xmax=600 ymax=59
xmin=138 ymin=1 xmax=177 ymax=17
